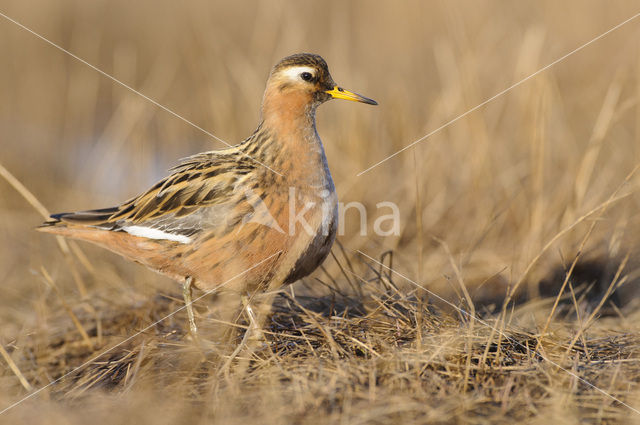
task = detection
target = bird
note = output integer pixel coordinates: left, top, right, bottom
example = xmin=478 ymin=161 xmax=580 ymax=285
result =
xmin=38 ymin=53 xmax=377 ymax=339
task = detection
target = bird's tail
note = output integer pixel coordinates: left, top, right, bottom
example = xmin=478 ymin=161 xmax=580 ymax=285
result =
xmin=36 ymin=207 xmax=118 ymax=235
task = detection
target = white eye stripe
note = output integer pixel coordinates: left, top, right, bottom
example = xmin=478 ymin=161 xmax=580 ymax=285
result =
xmin=281 ymin=66 xmax=316 ymax=81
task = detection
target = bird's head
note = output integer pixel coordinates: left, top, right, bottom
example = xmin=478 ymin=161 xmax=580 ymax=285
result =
xmin=262 ymin=53 xmax=377 ymax=123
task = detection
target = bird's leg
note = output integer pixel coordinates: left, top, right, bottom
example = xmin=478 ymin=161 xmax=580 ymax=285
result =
xmin=183 ymin=276 xmax=198 ymax=336
xmin=242 ymin=294 xmax=265 ymax=342
xmin=220 ymin=289 xmax=279 ymax=375
xmin=220 ymin=295 xmax=261 ymax=374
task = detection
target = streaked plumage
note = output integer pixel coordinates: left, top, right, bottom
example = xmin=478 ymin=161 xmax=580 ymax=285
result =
xmin=38 ymin=53 xmax=377 ymax=335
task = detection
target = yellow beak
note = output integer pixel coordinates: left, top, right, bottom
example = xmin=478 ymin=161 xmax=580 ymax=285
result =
xmin=326 ymin=86 xmax=377 ymax=105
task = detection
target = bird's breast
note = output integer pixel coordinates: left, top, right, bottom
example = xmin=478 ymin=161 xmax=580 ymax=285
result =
xmin=279 ymin=164 xmax=338 ymax=284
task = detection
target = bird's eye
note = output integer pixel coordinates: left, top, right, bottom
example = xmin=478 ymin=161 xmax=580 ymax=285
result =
xmin=300 ymin=72 xmax=313 ymax=82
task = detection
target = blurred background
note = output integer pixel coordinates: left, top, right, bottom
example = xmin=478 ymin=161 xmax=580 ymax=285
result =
xmin=2 ymin=0 xmax=640 ymax=347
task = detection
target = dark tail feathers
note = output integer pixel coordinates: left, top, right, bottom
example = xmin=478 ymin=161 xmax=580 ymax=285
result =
xmin=39 ymin=207 xmax=119 ymax=227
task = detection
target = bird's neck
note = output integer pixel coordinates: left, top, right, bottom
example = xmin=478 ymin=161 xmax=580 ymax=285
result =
xmin=258 ymin=88 xmax=328 ymax=183
xmin=260 ymin=87 xmax=318 ymax=138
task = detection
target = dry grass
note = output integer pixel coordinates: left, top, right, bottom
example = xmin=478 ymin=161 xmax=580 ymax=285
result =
xmin=2 ymin=1 xmax=640 ymax=423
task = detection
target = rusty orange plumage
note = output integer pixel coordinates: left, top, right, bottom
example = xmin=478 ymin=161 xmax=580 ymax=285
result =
xmin=38 ymin=53 xmax=377 ymax=336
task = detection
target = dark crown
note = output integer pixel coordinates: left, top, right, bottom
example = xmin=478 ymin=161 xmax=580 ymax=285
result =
xmin=273 ymin=53 xmax=329 ymax=73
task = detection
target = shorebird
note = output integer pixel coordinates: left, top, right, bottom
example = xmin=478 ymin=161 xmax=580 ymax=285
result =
xmin=38 ymin=53 xmax=377 ymax=338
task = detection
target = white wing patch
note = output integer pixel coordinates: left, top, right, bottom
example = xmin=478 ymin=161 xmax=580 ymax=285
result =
xmin=281 ymin=66 xmax=316 ymax=81
xmin=122 ymin=225 xmax=192 ymax=244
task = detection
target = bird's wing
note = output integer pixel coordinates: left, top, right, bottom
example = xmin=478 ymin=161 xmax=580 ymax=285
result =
xmin=43 ymin=151 xmax=256 ymax=241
